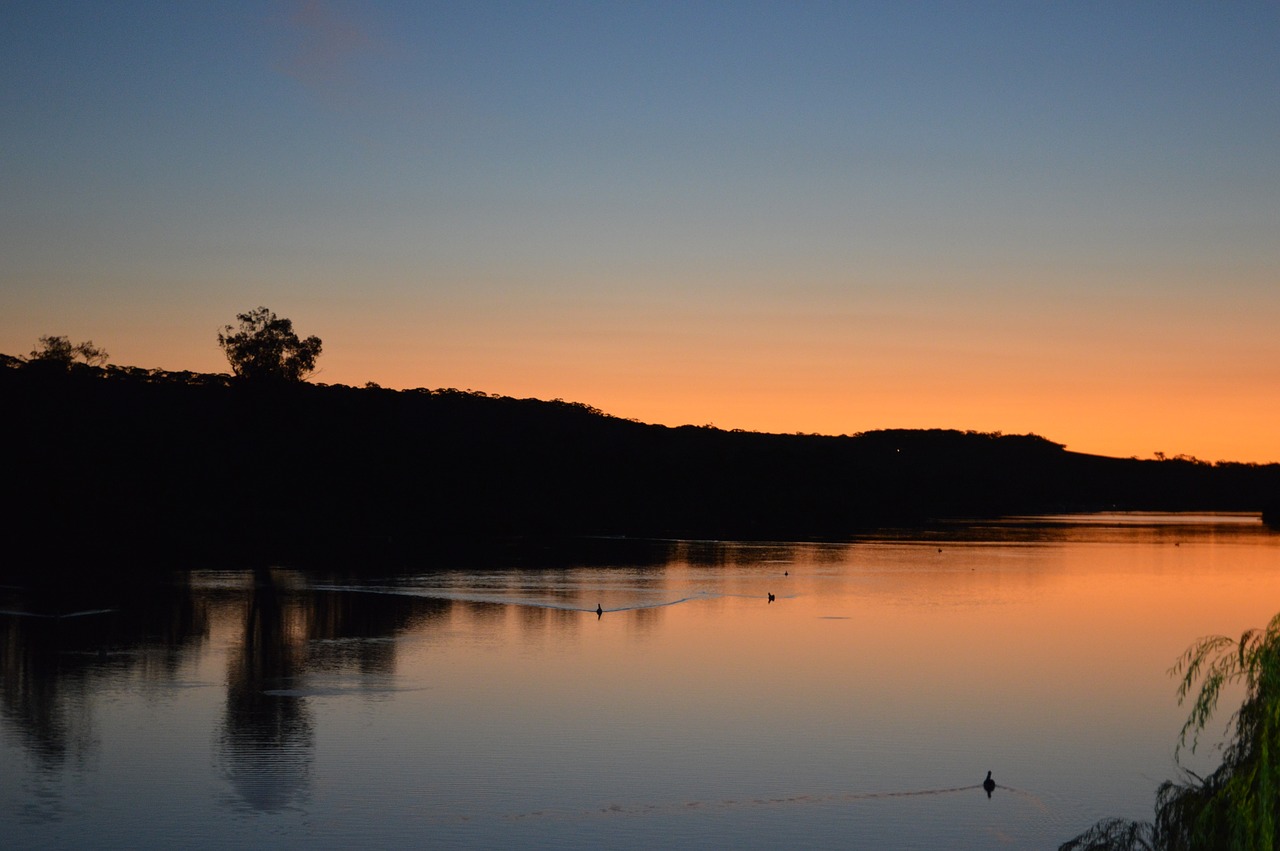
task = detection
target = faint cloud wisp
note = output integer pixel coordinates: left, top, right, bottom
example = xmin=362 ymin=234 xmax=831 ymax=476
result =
xmin=274 ymin=0 xmax=379 ymax=105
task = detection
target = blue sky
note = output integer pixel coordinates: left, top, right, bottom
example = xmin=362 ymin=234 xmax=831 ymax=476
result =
xmin=3 ymin=1 xmax=1278 ymax=460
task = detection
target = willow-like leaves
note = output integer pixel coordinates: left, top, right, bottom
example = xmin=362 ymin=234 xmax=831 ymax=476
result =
xmin=1060 ymin=611 xmax=1280 ymax=850
xmin=1159 ymin=612 xmax=1280 ymax=850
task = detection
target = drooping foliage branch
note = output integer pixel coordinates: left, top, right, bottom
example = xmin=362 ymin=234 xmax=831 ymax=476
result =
xmin=1061 ymin=611 xmax=1280 ymax=850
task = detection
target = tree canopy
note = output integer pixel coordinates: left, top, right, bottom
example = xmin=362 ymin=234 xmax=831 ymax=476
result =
xmin=30 ymin=335 xmax=109 ymax=368
xmin=217 ymin=307 xmax=322 ymax=382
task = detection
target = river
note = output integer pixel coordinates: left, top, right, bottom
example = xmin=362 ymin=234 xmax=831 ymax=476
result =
xmin=3 ymin=513 xmax=1278 ymax=849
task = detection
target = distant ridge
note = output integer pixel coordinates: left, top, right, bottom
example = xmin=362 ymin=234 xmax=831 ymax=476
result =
xmin=2 ymin=355 xmax=1276 ymax=569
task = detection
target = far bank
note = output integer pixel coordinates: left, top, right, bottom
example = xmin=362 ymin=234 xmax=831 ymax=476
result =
xmin=3 ymin=357 xmax=1277 ymax=571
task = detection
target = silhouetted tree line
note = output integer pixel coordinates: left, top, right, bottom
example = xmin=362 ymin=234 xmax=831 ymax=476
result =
xmin=1 ymin=353 xmax=1277 ymax=572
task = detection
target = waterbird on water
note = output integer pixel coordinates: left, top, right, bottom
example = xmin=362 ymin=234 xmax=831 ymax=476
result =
xmin=983 ymin=771 xmax=995 ymax=798
xmin=596 ymin=604 xmax=603 ymax=618
xmin=767 ymin=593 xmax=775 ymax=603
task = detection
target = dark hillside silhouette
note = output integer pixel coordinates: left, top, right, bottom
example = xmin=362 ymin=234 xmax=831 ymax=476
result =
xmin=1 ymin=355 xmax=1276 ymax=571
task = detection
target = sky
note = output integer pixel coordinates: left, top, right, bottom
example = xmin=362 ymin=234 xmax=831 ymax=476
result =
xmin=2 ymin=1 xmax=1278 ymax=462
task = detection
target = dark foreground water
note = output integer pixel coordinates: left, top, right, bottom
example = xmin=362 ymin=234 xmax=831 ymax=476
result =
xmin=3 ymin=513 xmax=1278 ymax=849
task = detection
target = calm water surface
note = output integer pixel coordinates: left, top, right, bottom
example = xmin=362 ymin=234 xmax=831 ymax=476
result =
xmin=3 ymin=513 xmax=1279 ymax=849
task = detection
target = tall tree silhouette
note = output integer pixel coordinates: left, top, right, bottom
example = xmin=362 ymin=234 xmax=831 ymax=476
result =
xmin=217 ymin=307 xmax=322 ymax=382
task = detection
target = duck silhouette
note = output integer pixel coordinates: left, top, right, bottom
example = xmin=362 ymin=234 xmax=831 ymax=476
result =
xmin=983 ymin=771 xmax=995 ymax=798
xmin=596 ymin=604 xmax=603 ymax=618
xmin=767 ymin=593 xmax=775 ymax=603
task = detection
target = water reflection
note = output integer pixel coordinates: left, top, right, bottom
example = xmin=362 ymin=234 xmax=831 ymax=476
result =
xmin=216 ymin=568 xmax=454 ymax=811
xmin=0 ymin=568 xmax=453 ymax=817
xmin=219 ymin=569 xmax=314 ymax=812
xmin=0 ymin=577 xmax=207 ymax=770
xmin=3 ymin=519 xmax=1276 ymax=849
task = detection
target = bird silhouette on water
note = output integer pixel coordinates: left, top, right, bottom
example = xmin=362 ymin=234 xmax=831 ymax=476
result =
xmin=767 ymin=593 xmax=775 ymax=603
xmin=983 ymin=771 xmax=996 ymax=798
xmin=596 ymin=603 xmax=603 ymax=618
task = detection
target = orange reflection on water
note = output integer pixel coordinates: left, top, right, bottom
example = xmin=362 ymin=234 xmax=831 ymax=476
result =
xmin=5 ymin=518 xmax=1277 ymax=848
xmin=394 ymin=521 xmax=1280 ymax=811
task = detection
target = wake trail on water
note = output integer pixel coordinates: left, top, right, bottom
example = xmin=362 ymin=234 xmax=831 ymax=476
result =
xmin=505 ymin=783 xmax=1050 ymax=822
xmin=0 ymin=608 xmax=117 ymax=619
xmin=310 ymin=585 xmax=722 ymax=613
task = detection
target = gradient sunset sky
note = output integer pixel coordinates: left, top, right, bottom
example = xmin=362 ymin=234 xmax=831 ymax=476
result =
xmin=3 ymin=2 xmax=1277 ymax=462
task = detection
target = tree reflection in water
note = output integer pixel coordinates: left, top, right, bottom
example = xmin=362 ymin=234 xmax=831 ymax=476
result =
xmin=1 ymin=568 xmax=452 ymax=817
xmin=216 ymin=568 xmax=453 ymax=812
xmin=0 ymin=577 xmax=208 ymax=772
xmin=218 ymin=568 xmax=315 ymax=812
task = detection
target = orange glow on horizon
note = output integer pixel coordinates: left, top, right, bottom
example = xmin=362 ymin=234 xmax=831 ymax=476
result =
xmin=324 ymin=352 xmax=1278 ymax=465
xmin=8 ymin=290 xmax=1275 ymax=465
xmin=287 ymin=290 xmax=1279 ymax=465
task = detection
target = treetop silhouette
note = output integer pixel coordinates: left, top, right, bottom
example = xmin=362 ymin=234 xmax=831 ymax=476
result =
xmin=217 ymin=307 xmax=321 ymax=382
xmin=30 ymin=335 xmax=109 ymax=368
